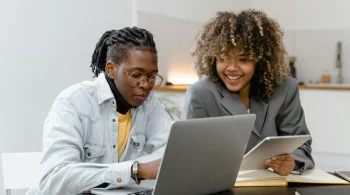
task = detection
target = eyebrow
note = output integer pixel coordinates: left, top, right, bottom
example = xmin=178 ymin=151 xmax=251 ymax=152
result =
xmin=129 ymin=67 xmax=158 ymax=73
xmin=239 ymin=53 xmax=249 ymax=56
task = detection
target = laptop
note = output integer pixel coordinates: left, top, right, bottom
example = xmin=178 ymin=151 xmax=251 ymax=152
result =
xmin=92 ymin=114 xmax=256 ymax=195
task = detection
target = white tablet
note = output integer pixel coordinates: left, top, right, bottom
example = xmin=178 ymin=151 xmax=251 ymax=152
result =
xmin=239 ymin=135 xmax=311 ymax=171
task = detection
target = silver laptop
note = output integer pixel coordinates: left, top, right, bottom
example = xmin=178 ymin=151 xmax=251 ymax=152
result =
xmin=92 ymin=114 xmax=256 ymax=195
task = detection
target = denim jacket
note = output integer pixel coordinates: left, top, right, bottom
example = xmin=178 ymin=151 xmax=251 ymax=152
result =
xmin=26 ymin=73 xmax=173 ymax=195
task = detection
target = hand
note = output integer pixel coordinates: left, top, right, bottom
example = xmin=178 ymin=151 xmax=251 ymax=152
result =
xmin=265 ymin=154 xmax=294 ymax=176
xmin=137 ymin=159 xmax=162 ymax=180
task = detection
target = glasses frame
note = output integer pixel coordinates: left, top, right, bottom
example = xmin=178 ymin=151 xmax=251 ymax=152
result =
xmin=116 ymin=64 xmax=163 ymax=88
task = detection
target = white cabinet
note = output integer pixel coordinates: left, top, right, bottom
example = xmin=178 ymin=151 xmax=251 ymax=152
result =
xmin=299 ymin=89 xmax=350 ymax=155
xmin=155 ymin=89 xmax=350 ymax=155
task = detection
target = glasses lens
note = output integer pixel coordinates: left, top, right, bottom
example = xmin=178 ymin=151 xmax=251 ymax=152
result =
xmin=153 ymin=75 xmax=163 ymax=88
xmin=129 ymin=73 xmax=163 ymax=88
xmin=128 ymin=73 xmax=141 ymax=87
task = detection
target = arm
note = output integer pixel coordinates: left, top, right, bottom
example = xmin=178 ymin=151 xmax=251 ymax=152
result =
xmin=276 ymin=78 xmax=315 ymax=171
xmin=182 ymin=85 xmax=208 ymax=119
xmin=126 ymin=93 xmax=173 ymax=180
xmin=39 ymin=99 xmax=134 ymax=195
xmin=137 ymin=92 xmax=173 ymax=163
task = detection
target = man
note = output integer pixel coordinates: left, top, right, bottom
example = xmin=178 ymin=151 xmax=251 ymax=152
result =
xmin=27 ymin=27 xmax=173 ymax=194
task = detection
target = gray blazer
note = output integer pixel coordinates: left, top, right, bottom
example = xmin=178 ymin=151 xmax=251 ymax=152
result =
xmin=182 ymin=76 xmax=315 ymax=171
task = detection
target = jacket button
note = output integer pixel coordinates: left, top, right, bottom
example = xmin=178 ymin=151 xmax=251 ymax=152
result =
xmin=87 ymin=152 xmax=92 ymax=157
xmin=112 ymin=119 xmax=116 ymax=122
xmin=113 ymin=145 xmax=116 ymax=148
xmin=117 ymin=178 xmax=122 ymax=183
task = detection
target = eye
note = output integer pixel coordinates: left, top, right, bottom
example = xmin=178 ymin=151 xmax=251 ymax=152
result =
xmin=149 ymin=75 xmax=157 ymax=80
xmin=239 ymin=58 xmax=249 ymax=62
xmin=131 ymin=73 xmax=142 ymax=78
xmin=215 ymin=56 xmax=225 ymax=62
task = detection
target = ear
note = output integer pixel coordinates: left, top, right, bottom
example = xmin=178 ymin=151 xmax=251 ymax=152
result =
xmin=105 ymin=61 xmax=116 ymax=79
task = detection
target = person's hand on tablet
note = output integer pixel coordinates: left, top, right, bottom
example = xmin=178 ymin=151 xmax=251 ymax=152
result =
xmin=265 ymin=154 xmax=295 ymax=176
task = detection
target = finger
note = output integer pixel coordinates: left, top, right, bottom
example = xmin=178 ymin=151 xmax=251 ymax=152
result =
xmin=269 ymin=165 xmax=292 ymax=176
xmin=268 ymin=163 xmax=282 ymax=170
xmin=274 ymin=154 xmax=294 ymax=161
xmin=270 ymin=159 xmax=295 ymax=166
xmin=269 ymin=162 xmax=294 ymax=171
xmin=275 ymin=169 xmax=290 ymax=176
xmin=269 ymin=161 xmax=295 ymax=171
xmin=270 ymin=161 xmax=294 ymax=171
xmin=265 ymin=159 xmax=272 ymax=165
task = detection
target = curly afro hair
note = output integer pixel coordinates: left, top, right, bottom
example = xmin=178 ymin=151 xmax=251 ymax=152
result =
xmin=191 ymin=9 xmax=290 ymax=100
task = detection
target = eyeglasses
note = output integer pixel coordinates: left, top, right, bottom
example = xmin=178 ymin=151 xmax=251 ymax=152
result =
xmin=116 ymin=64 xmax=163 ymax=88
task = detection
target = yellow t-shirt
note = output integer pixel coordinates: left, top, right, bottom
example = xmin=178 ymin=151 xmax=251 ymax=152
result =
xmin=117 ymin=110 xmax=132 ymax=158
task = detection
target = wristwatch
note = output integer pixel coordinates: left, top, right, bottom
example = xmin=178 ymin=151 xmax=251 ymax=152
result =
xmin=132 ymin=161 xmax=141 ymax=185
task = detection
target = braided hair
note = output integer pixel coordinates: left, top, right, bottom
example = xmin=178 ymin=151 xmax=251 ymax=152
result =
xmin=90 ymin=27 xmax=157 ymax=77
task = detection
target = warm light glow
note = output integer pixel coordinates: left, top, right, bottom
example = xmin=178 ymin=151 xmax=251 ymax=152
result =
xmin=168 ymin=70 xmax=199 ymax=85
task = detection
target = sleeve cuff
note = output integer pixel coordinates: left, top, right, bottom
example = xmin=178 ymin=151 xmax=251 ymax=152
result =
xmin=104 ymin=161 xmax=135 ymax=186
xmin=291 ymin=161 xmax=305 ymax=175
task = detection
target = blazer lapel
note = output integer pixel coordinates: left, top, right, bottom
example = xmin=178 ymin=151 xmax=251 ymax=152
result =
xmin=250 ymin=98 xmax=268 ymax=135
xmin=218 ymin=83 xmax=264 ymax=138
xmin=218 ymin=83 xmax=247 ymax=116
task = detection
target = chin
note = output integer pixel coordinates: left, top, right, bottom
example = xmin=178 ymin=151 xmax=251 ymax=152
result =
xmin=227 ymin=86 xmax=241 ymax=92
xmin=224 ymin=83 xmax=243 ymax=92
xmin=131 ymin=100 xmax=145 ymax=107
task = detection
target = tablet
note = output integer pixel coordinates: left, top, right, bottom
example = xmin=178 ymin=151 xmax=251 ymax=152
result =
xmin=240 ymin=135 xmax=311 ymax=171
xmin=335 ymin=171 xmax=350 ymax=182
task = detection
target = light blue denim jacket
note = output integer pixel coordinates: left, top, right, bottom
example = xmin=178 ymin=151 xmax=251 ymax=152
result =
xmin=26 ymin=73 xmax=173 ymax=195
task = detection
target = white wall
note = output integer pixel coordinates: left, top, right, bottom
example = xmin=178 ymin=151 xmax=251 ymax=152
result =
xmin=136 ymin=0 xmax=249 ymax=83
xmin=136 ymin=0 xmax=350 ymax=84
xmin=137 ymin=0 xmax=249 ymax=23
xmin=138 ymin=11 xmax=203 ymax=84
xmin=248 ymin=0 xmax=349 ymax=30
xmin=248 ymin=0 xmax=350 ymax=84
xmin=0 ymin=0 xmax=132 ymax=194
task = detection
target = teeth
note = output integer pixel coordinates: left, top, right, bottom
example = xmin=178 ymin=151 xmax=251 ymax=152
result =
xmin=227 ymin=75 xmax=241 ymax=80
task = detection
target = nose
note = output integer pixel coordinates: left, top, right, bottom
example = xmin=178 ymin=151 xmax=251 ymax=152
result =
xmin=226 ymin=60 xmax=239 ymax=71
xmin=138 ymin=77 xmax=152 ymax=89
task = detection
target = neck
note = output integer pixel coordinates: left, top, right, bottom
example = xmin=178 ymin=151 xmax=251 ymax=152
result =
xmin=104 ymin=73 xmax=132 ymax=114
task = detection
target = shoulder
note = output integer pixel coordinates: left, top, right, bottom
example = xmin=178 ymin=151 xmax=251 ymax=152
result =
xmin=269 ymin=76 xmax=300 ymax=105
xmin=280 ymin=76 xmax=298 ymax=89
xmin=188 ymin=76 xmax=218 ymax=95
xmin=56 ymin=80 xmax=95 ymax=101
xmin=53 ymin=80 xmax=98 ymax=114
xmin=273 ymin=76 xmax=299 ymax=96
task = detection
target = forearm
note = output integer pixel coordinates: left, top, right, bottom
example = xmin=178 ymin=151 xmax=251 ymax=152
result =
xmin=39 ymin=161 xmax=134 ymax=194
xmin=136 ymin=145 xmax=165 ymax=163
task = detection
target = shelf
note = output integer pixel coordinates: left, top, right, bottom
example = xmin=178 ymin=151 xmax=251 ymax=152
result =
xmin=154 ymin=84 xmax=350 ymax=92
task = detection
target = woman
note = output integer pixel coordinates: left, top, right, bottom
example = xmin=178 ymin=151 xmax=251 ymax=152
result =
xmin=183 ymin=10 xmax=314 ymax=176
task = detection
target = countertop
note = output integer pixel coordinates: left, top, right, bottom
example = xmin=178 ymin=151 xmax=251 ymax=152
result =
xmin=298 ymin=83 xmax=350 ymax=91
xmin=154 ymin=83 xmax=350 ymax=92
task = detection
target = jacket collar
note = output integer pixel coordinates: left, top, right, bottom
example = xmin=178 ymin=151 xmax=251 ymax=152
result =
xmin=217 ymin=82 xmax=268 ymax=138
xmin=96 ymin=72 xmax=114 ymax=105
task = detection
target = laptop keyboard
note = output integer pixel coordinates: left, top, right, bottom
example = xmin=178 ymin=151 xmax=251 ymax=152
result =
xmin=127 ymin=189 xmax=153 ymax=195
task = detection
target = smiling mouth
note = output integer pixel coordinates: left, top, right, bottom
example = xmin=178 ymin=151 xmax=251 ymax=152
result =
xmin=226 ymin=75 xmax=243 ymax=80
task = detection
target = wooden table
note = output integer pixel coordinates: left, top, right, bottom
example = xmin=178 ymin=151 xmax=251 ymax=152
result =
xmin=85 ymin=184 xmax=350 ymax=195
xmin=215 ymin=184 xmax=350 ymax=195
